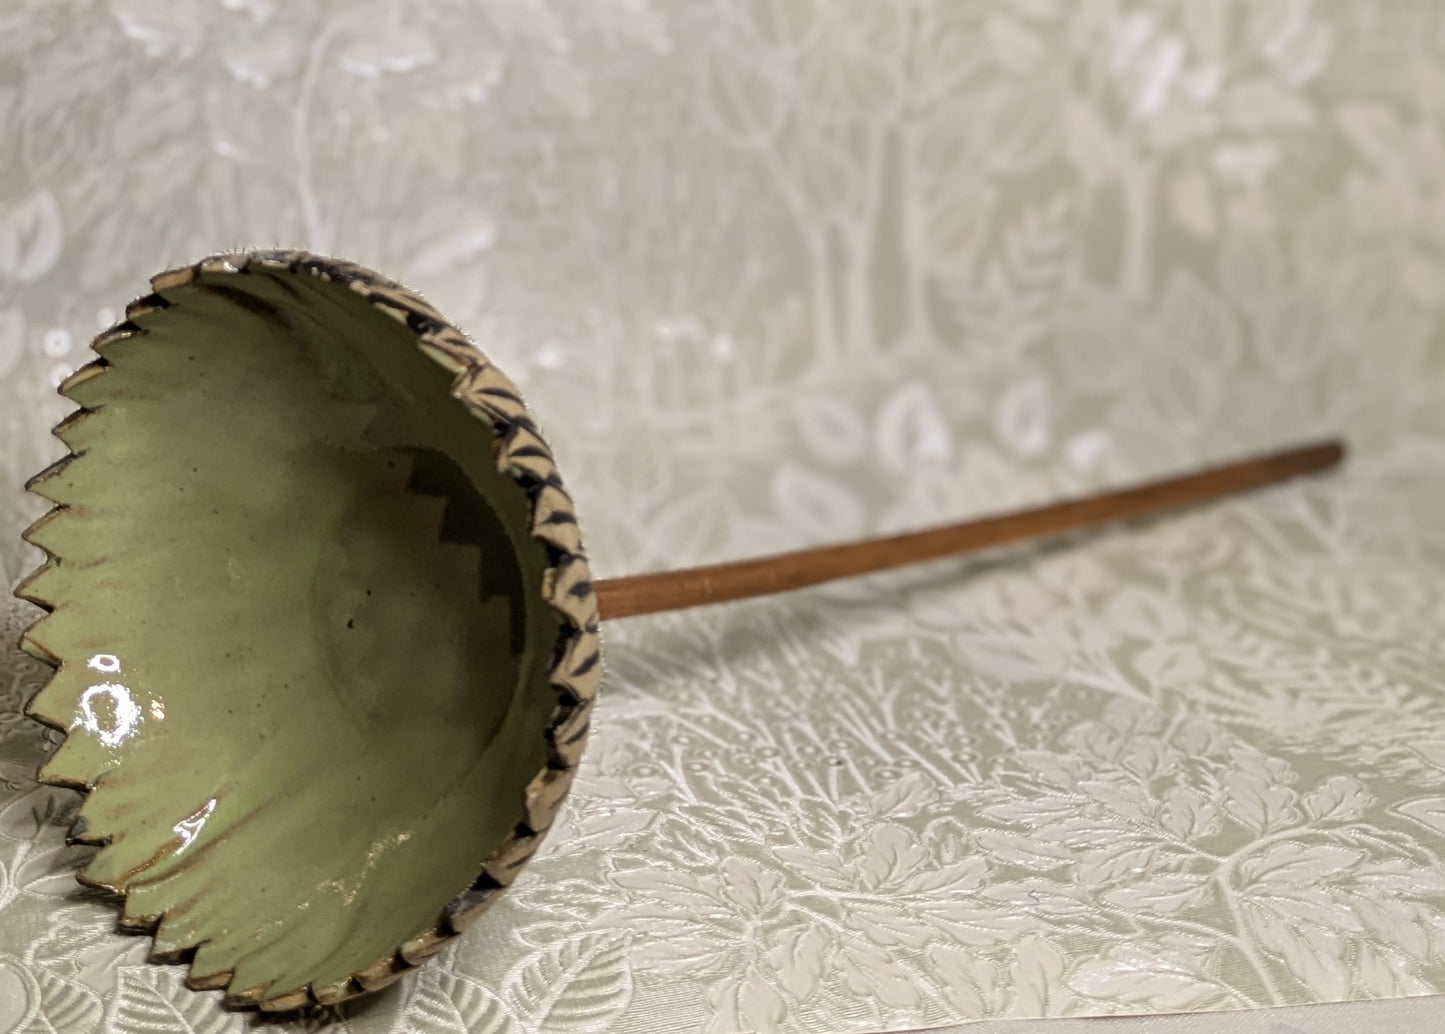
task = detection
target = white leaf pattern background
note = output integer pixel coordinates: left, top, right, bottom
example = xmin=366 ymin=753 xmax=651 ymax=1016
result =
xmin=5 ymin=1 xmax=1445 ymax=1033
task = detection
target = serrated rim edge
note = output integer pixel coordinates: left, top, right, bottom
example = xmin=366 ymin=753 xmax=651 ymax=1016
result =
xmin=16 ymin=249 xmax=601 ymax=1010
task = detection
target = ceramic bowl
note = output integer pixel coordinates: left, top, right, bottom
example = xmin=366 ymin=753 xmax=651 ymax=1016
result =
xmin=16 ymin=251 xmax=600 ymax=1010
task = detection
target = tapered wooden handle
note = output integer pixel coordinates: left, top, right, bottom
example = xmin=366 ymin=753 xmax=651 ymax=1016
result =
xmin=594 ymin=439 xmax=1346 ymax=620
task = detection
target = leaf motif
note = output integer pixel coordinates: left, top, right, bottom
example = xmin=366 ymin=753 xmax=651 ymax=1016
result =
xmin=1355 ymin=941 xmax=1432 ymax=998
xmin=0 ymin=957 xmax=35 ymax=1034
xmin=1353 ymin=896 xmax=1431 ymax=960
xmin=771 ymin=464 xmax=864 ymax=541
xmin=1303 ymin=775 xmax=1372 ymax=823
xmin=1076 ymin=844 xmax=1157 ymax=886
xmin=338 ymin=24 xmax=437 ymax=78
xmin=1009 ymin=935 xmax=1071 ymax=1016
xmin=923 ymin=903 xmax=1039 ymax=945
xmin=719 ymin=856 xmax=784 ymax=912
xmin=1065 ymin=723 xmax=1119 ymax=764
xmin=1223 ymin=770 xmax=1298 ymax=834
xmin=845 ymin=901 xmax=932 ymax=949
xmin=1132 ymin=641 xmax=1207 ymax=688
xmin=1069 ymin=951 xmax=1228 ymax=1010
xmin=1159 ymin=786 xmax=1219 ymax=840
xmin=1037 ymin=814 xmax=1145 ymax=852
xmin=0 ymin=784 xmax=76 ymax=842
xmin=1246 ymin=906 xmax=1352 ymax=998
xmin=1100 ymin=698 xmax=1166 ymax=737
xmin=864 ymin=771 xmax=936 ymax=820
xmin=875 ymin=382 xmax=953 ymax=472
xmin=31 ymin=969 xmax=106 ymax=1034
xmin=1171 ymin=720 xmax=1223 ymax=758
xmin=1251 ymin=885 xmax=1364 ymax=933
xmin=1394 ymin=795 xmax=1445 ymax=836
xmin=405 ymin=970 xmax=514 ymax=1034
xmin=704 ymin=968 xmax=786 ymax=1034
xmin=837 ymin=939 xmax=922 ymax=1008
xmin=573 ymin=809 xmax=656 ymax=850
xmin=925 ymin=174 xmax=997 ymax=277
xmin=857 ymin=824 xmax=928 ymax=890
xmin=15 ymin=840 xmax=91 ymax=896
xmin=972 ymin=830 xmax=1074 ymax=869
xmin=903 ymin=856 xmax=989 ymax=895
xmin=1229 ymin=745 xmax=1293 ymax=783
xmin=927 ymin=943 xmax=1002 ymax=1018
xmin=1076 ymin=778 xmax=1152 ymax=822
xmin=621 ymin=919 xmax=723 ymax=975
xmin=772 ymin=846 xmax=849 ymax=888
xmin=1103 ymin=872 xmax=1209 ymax=913
xmin=979 ymin=881 xmax=1093 ymax=918
xmin=1118 ymin=739 xmax=1171 ymax=781
xmin=992 ymin=377 xmax=1051 ymax=457
xmin=112 ymin=966 xmax=240 ymax=1034
xmin=1013 ymin=751 xmax=1087 ymax=789
xmin=1354 ymin=857 xmax=1445 ymax=897
xmin=765 ymin=925 xmax=831 ymax=1002
xmin=1104 ymin=586 xmax=1190 ymax=641
xmin=503 ymin=932 xmax=634 ymax=1028
xmin=703 ymin=44 xmax=785 ymax=146
xmin=0 ymin=190 xmax=63 ymax=282
xmin=611 ymin=868 xmax=724 ymax=911
xmin=1239 ymin=842 xmax=1364 ymax=887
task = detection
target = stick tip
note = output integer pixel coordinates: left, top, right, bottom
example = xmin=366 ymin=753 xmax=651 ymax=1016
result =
xmin=1315 ymin=438 xmax=1347 ymax=470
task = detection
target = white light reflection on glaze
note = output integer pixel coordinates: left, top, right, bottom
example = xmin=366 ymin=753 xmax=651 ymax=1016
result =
xmin=87 ymin=653 xmax=122 ymax=674
xmin=76 ymin=682 xmax=142 ymax=748
xmin=78 ymin=653 xmax=165 ymax=745
xmin=172 ymin=798 xmax=217 ymax=854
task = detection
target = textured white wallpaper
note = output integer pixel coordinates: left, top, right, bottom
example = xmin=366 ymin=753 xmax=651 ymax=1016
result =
xmin=5 ymin=1 xmax=1445 ymax=1032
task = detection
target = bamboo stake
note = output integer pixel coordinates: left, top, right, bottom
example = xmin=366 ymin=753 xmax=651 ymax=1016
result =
xmin=594 ymin=439 xmax=1345 ymax=620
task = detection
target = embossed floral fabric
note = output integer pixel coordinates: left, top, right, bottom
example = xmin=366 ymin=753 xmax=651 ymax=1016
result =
xmin=5 ymin=1 xmax=1445 ymax=1032
xmin=922 ymin=994 xmax=1445 ymax=1034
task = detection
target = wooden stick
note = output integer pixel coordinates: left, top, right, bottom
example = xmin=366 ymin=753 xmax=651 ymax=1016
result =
xmin=594 ymin=439 xmax=1346 ymax=620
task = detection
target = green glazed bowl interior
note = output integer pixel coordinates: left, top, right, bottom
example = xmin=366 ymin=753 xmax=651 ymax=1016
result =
xmin=16 ymin=252 xmax=600 ymax=1010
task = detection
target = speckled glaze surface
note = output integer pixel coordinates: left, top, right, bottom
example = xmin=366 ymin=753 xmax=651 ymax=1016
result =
xmin=15 ymin=251 xmax=600 ymax=1009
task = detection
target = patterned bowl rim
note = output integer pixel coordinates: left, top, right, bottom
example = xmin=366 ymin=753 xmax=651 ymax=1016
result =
xmin=16 ymin=249 xmax=603 ymax=1010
